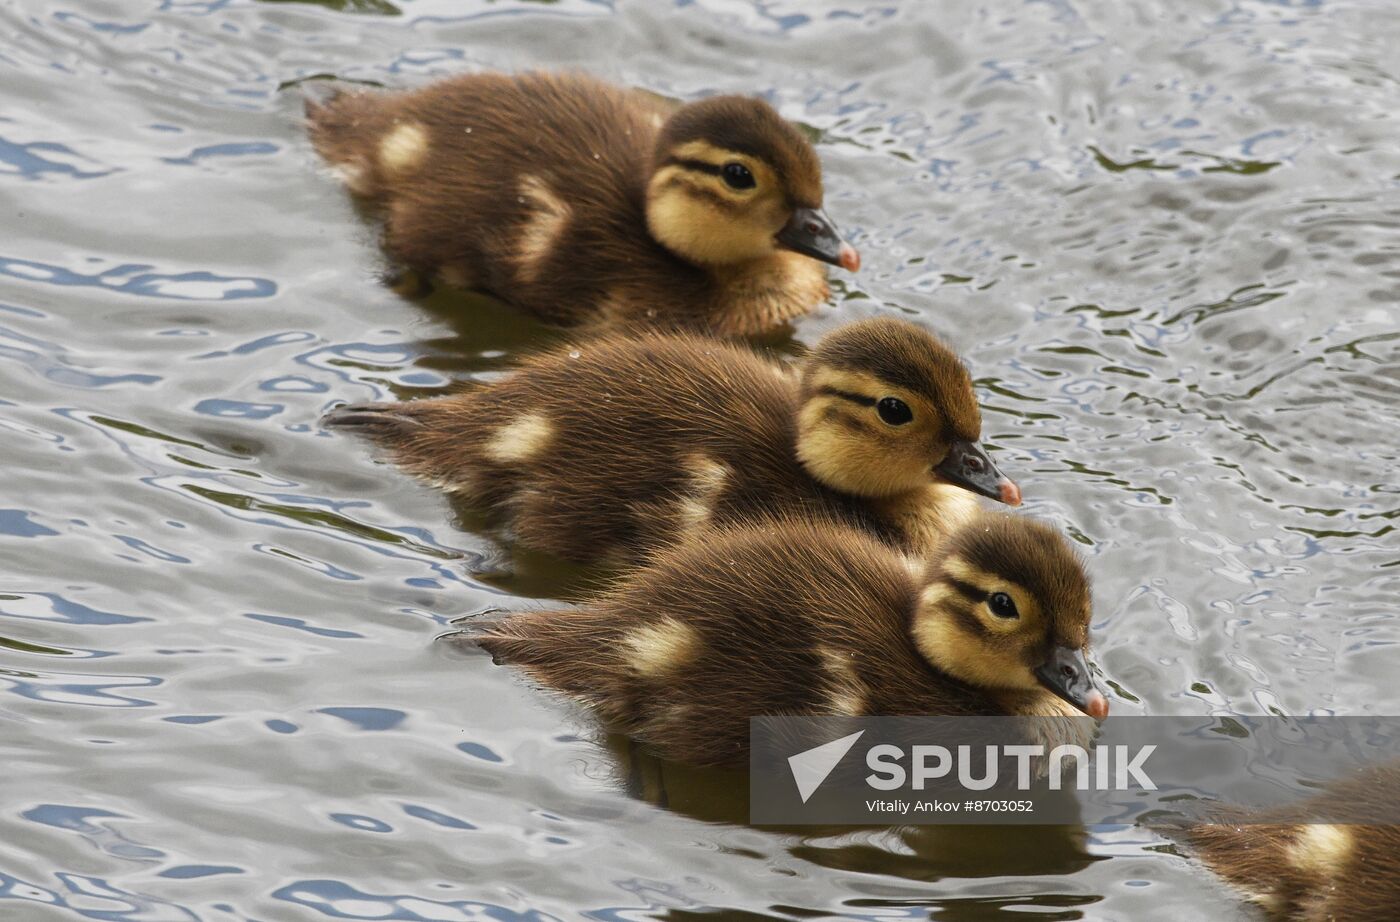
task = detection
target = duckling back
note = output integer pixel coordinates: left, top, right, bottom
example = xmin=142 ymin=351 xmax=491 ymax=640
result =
xmin=476 ymin=519 xmax=983 ymax=767
xmin=308 ymin=71 xmax=851 ymax=335
xmin=308 ymin=72 xmax=667 ymax=327
xmin=1181 ymin=762 xmax=1400 ymax=921
xmin=325 ymin=333 xmax=902 ymax=565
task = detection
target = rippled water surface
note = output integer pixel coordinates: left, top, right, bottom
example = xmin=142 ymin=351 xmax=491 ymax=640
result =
xmin=3 ymin=0 xmax=1398 ymax=918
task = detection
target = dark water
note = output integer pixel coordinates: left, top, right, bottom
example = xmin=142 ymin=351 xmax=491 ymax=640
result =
xmin=2 ymin=0 xmax=1397 ymax=918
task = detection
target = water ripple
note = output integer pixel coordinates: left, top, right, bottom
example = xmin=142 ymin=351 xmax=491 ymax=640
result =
xmin=0 ymin=256 xmax=275 ymax=301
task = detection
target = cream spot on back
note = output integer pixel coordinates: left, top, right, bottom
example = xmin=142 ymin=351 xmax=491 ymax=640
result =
xmin=625 ymin=619 xmax=700 ymax=677
xmin=689 ymin=455 xmax=729 ymax=497
xmin=379 ymin=122 xmax=429 ymax=176
xmin=675 ymin=498 xmax=710 ymax=534
xmin=675 ymin=455 xmax=730 ymax=535
xmin=819 ymin=645 xmax=866 ymax=716
xmin=484 ymin=413 xmax=552 ymax=464
xmin=1287 ymin=824 xmax=1353 ymax=876
xmin=515 ymin=175 xmax=571 ymax=284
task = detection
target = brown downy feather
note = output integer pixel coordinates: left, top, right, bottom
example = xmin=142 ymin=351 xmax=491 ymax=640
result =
xmin=306 ymin=70 xmax=851 ymax=336
xmin=475 ymin=514 xmax=1101 ymax=768
xmin=325 ymin=318 xmax=1017 ymax=565
xmin=1180 ymin=762 xmax=1400 ymax=921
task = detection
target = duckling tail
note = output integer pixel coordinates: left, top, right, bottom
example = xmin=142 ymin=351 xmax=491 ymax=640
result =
xmin=322 ymin=402 xmax=425 ymax=438
xmin=473 ymin=611 xmax=571 ymax=670
xmin=300 ymin=80 xmax=345 ymax=118
xmin=303 ymin=83 xmax=391 ymax=198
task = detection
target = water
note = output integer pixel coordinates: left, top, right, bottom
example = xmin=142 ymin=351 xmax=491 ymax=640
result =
xmin=2 ymin=0 xmax=1397 ymax=918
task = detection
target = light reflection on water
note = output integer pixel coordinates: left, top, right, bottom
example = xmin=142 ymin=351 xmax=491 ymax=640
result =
xmin=1 ymin=0 xmax=1397 ymax=918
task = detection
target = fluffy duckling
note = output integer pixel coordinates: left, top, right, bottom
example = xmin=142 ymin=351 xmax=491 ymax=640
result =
xmin=306 ymin=70 xmax=859 ymax=336
xmin=475 ymin=514 xmax=1109 ymax=768
xmin=325 ymin=317 xmax=1021 ymax=565
xmin=1180 ymin=762 xmax=1400 ymax=921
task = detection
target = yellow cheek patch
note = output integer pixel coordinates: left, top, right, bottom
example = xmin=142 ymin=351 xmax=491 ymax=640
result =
xmin=378 ymin=122 xmax=429 ymax=176
xmin=624 ymin=619 xmax=700 ymax=677
xmin=795 ymin=398 xmax=930 ymax=499
xmin=484 ymin=413 xmax=553 ymax=464
xmin=910 ymin=610 xmax=1038 ymax=692
xmin=646 ymin=178 xmax=773 ymax=265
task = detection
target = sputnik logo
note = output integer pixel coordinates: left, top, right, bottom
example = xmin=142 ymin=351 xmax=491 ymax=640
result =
xmin=787 ymin=730 xmax=865 ymax=803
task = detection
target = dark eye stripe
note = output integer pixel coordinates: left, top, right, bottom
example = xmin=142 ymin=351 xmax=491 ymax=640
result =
xmin=667 ymin=157 xmax=726 ymax=177
xmin=944 ymin=577 xmax=987 ymax=605
xmin=818 ymin=386 xmax=877 ymax=407
xmin=951 ymin=602 xmax=990 ymax=639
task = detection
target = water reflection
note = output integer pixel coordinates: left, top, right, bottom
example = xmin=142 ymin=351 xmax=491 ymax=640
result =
xmin=3 ymin=0 xmax=1399 ymax=919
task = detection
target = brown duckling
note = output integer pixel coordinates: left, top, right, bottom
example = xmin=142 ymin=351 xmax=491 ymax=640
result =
xmin=325 ymin=317 xmax=1021 ymax=565
xmin=1180 ymin=762 xmax=1400 ymax=921
xmin=475 ymin=514 xmax=1109 ymax=768
xmin=306 ymin=70 xmax=859 ymax=336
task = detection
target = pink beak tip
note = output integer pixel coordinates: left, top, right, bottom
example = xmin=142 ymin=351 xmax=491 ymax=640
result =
xmin=838 ymin=242 xmax=861 ymax=273
xmin=999 ymin=479 xmax=1023 ymax=507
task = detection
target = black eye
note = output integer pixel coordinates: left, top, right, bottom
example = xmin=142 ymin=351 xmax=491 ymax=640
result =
xmin=722 ymin=162 xmax=755 ymax=190
xmin=988 ymin=592 xmax=1018 ymax=619
xmin=877 ymin=397 xmax=912 ymax=426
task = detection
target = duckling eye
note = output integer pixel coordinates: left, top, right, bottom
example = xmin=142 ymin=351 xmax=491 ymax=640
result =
xmin=722 ymin=162 xmax=755 ymax=190
xmin=988 ymin=592 xmax=1019 ymax=619
xmin=877 ymin=397 xmax=913 ymax=426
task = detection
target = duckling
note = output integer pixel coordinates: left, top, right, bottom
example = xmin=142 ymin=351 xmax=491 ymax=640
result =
xmin=1180 ymin=761 xmax=1400 ymax=921
xmin=474 ymin=513 xmax=1109 ymax=768
xmin=305 ymin=70 xmax=859 ymax=336
xmin=325 ymin=317 xmax=1021 ymax=565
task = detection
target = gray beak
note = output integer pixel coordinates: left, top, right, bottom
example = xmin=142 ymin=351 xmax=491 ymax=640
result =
xmin=933 ymin=439 xmax=1022 ymax=506
xmin=776 ymin=206 xmax=861 ymax=272
xmin=1034 ymin=646 xmax=1109 ymax=720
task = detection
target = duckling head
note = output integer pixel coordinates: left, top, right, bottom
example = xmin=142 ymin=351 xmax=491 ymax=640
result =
xmin=646 ymin=95 xmax=859 ymax=272
xmin=911 ymin=514 xmax=1109 ymax=719
xmin=794 ymin=318 xmax=1021 ymax=504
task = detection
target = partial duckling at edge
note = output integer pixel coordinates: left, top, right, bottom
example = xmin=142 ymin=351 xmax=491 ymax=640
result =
xmin=475 ymin=513 xmax=1110 ymax=768
xmin=1179 ymin=761 xmax=1400 ymax=922
xmin=325 ymin=317 xmax=1021 ymax=566
xmin=306 ymin=70 xmax=859 ymax=336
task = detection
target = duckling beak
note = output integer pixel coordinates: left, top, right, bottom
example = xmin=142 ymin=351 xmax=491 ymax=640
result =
xmin=1035 ymin=646 xmax=1110 ymax=720
xmin=933 ymin=440 xmax=1022 ymax=506
xmin=776 ymin=206 xmax=860 ymax=272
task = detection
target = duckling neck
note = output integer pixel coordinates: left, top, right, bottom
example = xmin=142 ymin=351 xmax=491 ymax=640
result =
xmin=705 ymin=252 xmax=830 ymax=337
xmin=870 ymin=483 xmax=984 ymax=558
